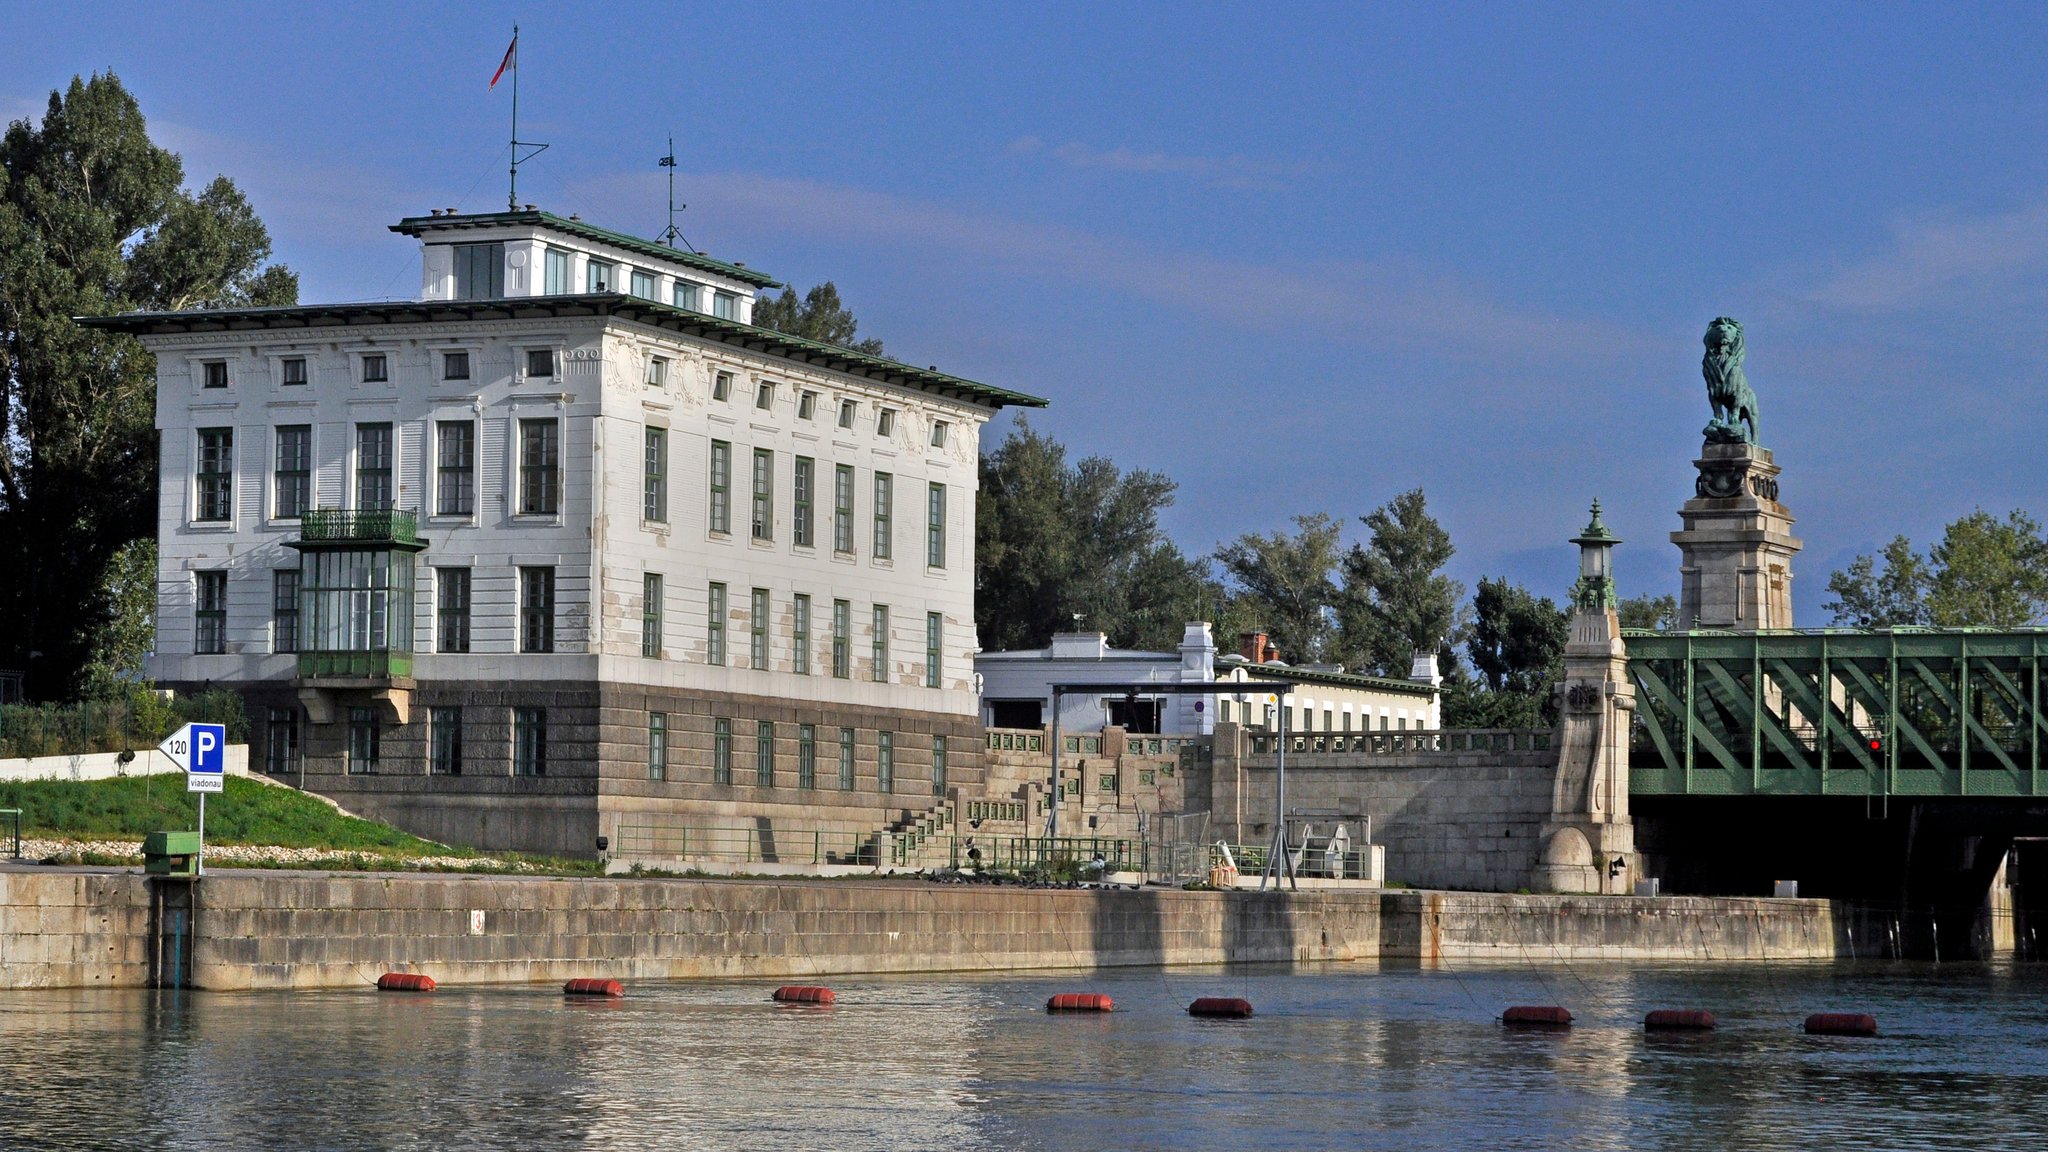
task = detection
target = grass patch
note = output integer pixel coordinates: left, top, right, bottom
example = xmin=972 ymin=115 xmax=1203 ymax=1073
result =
xmin=0 ymin=774 xmax=443 ymax=852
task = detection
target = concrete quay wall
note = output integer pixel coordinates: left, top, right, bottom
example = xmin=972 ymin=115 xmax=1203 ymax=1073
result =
xmin=3 ymin=867 xmax=1836 ymax=992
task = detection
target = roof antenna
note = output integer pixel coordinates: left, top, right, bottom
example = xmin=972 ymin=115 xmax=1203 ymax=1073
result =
xmin=494 ymin=24 xmax=550 ymax=211
xmin=656 ymin=136 xmax=696 ymax=252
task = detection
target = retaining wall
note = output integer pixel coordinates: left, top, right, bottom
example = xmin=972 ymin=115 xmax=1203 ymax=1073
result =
xmin=0 ymin=744 xmax=251 ymax=783
xmin=3 ymin=866 xmax=1846 ymax=992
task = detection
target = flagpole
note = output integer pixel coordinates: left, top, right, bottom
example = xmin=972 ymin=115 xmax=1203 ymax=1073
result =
xmin=508 ymin=23 xmax=520 ymax=211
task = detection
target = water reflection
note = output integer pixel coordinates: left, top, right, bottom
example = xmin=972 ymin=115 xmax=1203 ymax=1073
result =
xmin=2 ymin=961 xmax=2045 ymax=1150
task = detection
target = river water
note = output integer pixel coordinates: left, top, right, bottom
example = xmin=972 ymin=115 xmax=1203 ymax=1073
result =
xmin=3 ymin=960 xmax=2045 ymax=1150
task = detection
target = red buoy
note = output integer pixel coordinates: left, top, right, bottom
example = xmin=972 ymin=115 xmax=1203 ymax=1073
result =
xmin=772 ymin=985 xmax=836 ymax=1005
xmin=1188 ymin=997 xmax=1254 ymax=1018
xmin=1804 ymin=1012 xmax=1878 ymax=1036
xmin=377 ymin=972 xmax=436 ymax=992
xmin=1502 ymin=1005 xmax=1572 ymax=1027
xmin=564 ymin=978 xmax=624 ymax=998
xmin=1046 ymin=992 xmax=1115 ymax=1013
xmin=1645 ymin=1009 xmax=1717 ymax=1031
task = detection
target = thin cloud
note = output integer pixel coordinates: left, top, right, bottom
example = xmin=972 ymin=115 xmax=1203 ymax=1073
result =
xmin=651 ymin=170 xmax=1653 ymax=365
xmin=1800 ymin=198 xmax=2048 ymax=312
xmin=1008 ymin=135 xmax=1305 ymax=191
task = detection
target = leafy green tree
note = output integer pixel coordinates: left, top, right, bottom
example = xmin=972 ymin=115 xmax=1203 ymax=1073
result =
xmin=1826 ymin=511 xmax=2047 ymax=628
xmin=1465 ymin=577 xmax=1568 ymax=701
xmin=1335 ymin=488 xmax=1466 ymax=677
xmin=0 ymin=73 xmax=296 ymax=699
xmin=975 ymin=418 xmax=1214 ymax=652
xmin=78 ymin=538 xmax=155 ymax=698
xmin=1213 ymin=514 xmax=1342 ymax=663
xmin=1618 ymin=593 xmax=1678 ymax=632
xmin=751 ymin=281 xmax=884 ymax=354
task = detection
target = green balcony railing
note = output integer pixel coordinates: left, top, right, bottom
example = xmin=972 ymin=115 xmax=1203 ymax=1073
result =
xmin=297 ymin=650 xmax=414 ymax=680
xmin=299 ymin=507 xmax=420 ymax=545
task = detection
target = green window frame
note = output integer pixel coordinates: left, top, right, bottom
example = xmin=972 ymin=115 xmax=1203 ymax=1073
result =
xmin=871 ymin=605 xmax=889 ymax=683
xmin=832 ymin=599 xmax=850 ymax=678
xmin=756 ymin=720 xmax=775 ymax=787
xmin=713 ymin=717 xmax=732 ymax=785
xmin=750 ymin=588 xmax=770 ymax=670
xmin=877 ymin=730 xmax=894 ymax=793
xmin=792 ymin=594 xmax=811 ymax=675
xmin=798 ymin=724 xmax=816 ymax=790
xmin=838 ymin=727 xmax=856 ymax=790
xmin=707 ymin=582 xmax=727 ymax=665
xmin=709 ymin=440 xmax=731 ymax=534
xmin=642 ymin=573 xmax=663 ymax=658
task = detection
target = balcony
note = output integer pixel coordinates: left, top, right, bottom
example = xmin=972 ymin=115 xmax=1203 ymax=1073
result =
xmin=298 ymin=650 xmax=415 ymax=680
xmin=299 ymin=507 xmax=420 ymax=546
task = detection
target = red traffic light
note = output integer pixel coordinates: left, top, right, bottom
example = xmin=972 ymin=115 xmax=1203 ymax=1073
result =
xmin=1868 ymin=738 xmax=1883 ymax=752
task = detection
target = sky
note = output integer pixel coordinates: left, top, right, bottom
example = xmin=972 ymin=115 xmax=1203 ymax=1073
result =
xmin=8 ymin=1 xmax=2048 ymax=623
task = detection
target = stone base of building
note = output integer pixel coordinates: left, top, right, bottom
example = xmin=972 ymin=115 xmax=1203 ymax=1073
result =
xmin=1531 ymin=819 xmax=1637 ymax=895
xmin=1673 ymin=441 xmax=1802 ymax=630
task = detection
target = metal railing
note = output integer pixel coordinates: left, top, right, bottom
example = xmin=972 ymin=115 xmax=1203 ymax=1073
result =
xmin=299 ymin=507 xmax=420 ymax=545
xmin=2 ymin=808 xmax=20 ymax=859
xmin=1245 ymin=728 xmax=1553 ymax=756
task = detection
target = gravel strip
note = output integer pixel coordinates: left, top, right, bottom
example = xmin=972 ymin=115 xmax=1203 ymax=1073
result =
xmin=10 ymin=836 xmax=539 ymax=872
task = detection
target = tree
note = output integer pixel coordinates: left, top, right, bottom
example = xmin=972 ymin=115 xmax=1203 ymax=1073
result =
xmin=1444 ymin=578 xmax=1567 ymax=729
xmin=78 ymin=538 xmax=154 ymax=697
xmin=975 ymin=418 xmax=1215 ymax=652
xmin=0 ymin=73 xmax=295 ymax=699
xmin=1213 ymin=514 xmax=1342 ymax=663
xmin=1826 ymin=511 xmax=2047 ymax=628
xmin=1618 ymin=593 xmax=1678 ymax=632
xmin=1335 ymin=488 xmax=1467 ymax=677
xmin=751 ymin=281 xmax=884 ymax=355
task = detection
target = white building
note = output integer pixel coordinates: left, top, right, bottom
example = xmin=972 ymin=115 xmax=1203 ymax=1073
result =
xmin=86 ymin=208 xmax=1046 ymax=855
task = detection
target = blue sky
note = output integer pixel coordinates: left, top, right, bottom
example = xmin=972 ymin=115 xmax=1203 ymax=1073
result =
xmin=9 ymin=2 xmax=2048 ymax=622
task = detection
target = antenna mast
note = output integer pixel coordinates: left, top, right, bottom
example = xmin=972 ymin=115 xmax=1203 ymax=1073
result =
xmin=656 ymin=135 xmax=694 ymax=252
xmin=503 ymin=24 xmax=550 ymax=210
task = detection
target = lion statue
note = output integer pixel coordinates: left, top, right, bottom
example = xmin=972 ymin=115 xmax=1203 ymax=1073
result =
xmin=1701 ymin=317 xmax=1760 ymax=444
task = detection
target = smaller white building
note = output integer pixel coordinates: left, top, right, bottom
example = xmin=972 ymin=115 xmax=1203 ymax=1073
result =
xmin=975 ymin=625 xmax=1441 ymax=735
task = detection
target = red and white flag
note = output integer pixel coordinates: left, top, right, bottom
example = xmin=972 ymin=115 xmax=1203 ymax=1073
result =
xmin=489 ymin=33 xmax=517 ymax=88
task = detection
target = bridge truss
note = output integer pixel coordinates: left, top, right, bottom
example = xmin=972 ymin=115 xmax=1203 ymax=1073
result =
xmin=1626 ymin=629 xmax=2048 ymax=797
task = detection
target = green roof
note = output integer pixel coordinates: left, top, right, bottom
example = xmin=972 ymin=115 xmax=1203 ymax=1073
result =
xmin=75 ymin=294 xmax=1048 ymax=411
xmin=391 ymin=209 xmax=783 ymax=289
xmin=1224 ymin=658 xmax=1436 ymax=697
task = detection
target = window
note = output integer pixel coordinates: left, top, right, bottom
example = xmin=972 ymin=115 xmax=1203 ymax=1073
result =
xmin=930 ymin=420 xmax=949 ymax=449
xmin=832 ymin=599 xmax=850 ymax=678
xmin=838 ymin=728 xmax=856 ymax=790
xmin=876 ymin=408 xmax=896 ymax=437
xmin=273 ymin=570 xmax=300 ymax=654
xmin=195 ymin=572 xmax=227 ymax=654
xmin=792 ymin=594 xmax=811 ymax=675
xmin=873 ymin=472 xmax=893 ymax=560
xmin=755 ymin=381 xmax=775 ymax=410
xmin=707 ymin=583 xmax=727 ymax=665
xmin=750 ymin=588 xmax=770 ymax=669
xmin=798 ymin=391 xmax=817 ymax=420
xmin=925 ymin=611 xmax=943 ymax=689
xmin=274 ymin=425 xmax=310 ymax=519
xmin=713 ymin=371 xmax=732 ymax=401
xmin=798 ymin=724 xmax=816 ymax=790
xmin=265 ymin=707 xmax=300 ymax=776
xmin=544 ymin=247 xmax=571 ymax=294
xmin=713 ymin=718 xmax=732 ymax=784
xmin=712 ymin=290 xmax=737 ymax=319
xmin=877 ymin=730 xmax=894 ymax=793
xmin=513 ymin=707 xmax=547 ymax=776
xmin=756 ymin=721 xmax=775 ymax=787
xmin=437 ymin=567 xmax=471 ymax=653
xmin=519 ymin=566 xmax=555 ymax=653
xmin=430 ymin=707 xmax=463 ymax=776
xmin=833 ymin=464 xmax=855 ymax=553
xmin=443 ymin=351 xmax=470 ymax=380
xmin=280 ymin=357 xmax=306 ymax=386
xmin=838 ymin=398 xmax=856 ymax=429
xmin=361 ymin=353 xmax=387 ymax=383
xmin=648 ymin=712 xmax=668 ymax=781
xmin=792 ymin=457 xmax=814 ymax=547
xmin=642 ymin=573 xmax=663 ymax=658
xmin=347 ymin=707 xmax=379 ymax=774
xmin=643 ymin=427 xmax=668 ymax=522
xmin=196 ymin=428 xmax=233 ymax=522
xmin=750 ymin=449 xmax=773 ymax=540
xmin=453 ymin=243 xmax=504 ymax=298
xmin=436 ymin=421 xmax=476 ymax=516
xmin=587 ymin=259 xmax=615 ymax=292
xmin=203 ymin=361 xmax=229 ymax=389
xmin=519 ymin=418 xmax=560 ymax=515
xmin=927 ymin=483 xmax=948 ymax=569
xmin=932 ymin=735 xmax=948 ymax=795
xmin=871 ymin=605 xmax=889 ymax=683
xmin=355 ymin=423 xmax=393 ymax=511
xmin=629 ymin=268 xmax=658 ymax=300
xmin=709 ymin=440 xmax=731 ymax=533
xmin=526 ymin=348 xmax=555 ymax=378
xmin=674 ymin=281 xmax=702 ymax=312
xmin=646 ymin=356 xmax=669 ymax=388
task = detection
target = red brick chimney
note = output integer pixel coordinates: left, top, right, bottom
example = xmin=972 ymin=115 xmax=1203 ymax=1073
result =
xmin=1238 ymin=631 xmax=1279 ymax=664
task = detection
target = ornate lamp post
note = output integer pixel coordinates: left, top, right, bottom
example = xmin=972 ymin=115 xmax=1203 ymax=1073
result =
xmin=1570 ymin=500 xmax=1620 ymax=613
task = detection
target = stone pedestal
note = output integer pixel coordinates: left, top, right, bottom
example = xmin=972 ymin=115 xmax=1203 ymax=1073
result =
xmin=1532 ymin=603 xmax=1639 ymax=895
xmin=1673 ymin=442 xmax=1802 ymax=631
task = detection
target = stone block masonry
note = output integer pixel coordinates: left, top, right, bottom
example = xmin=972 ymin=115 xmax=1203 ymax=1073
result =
xmin=0 ymin=871 xmax=153 ymax=988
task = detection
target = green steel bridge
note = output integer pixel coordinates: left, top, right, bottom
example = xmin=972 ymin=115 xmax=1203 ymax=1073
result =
xmin=1626 ymin=628 xmax=2048 ymax=799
